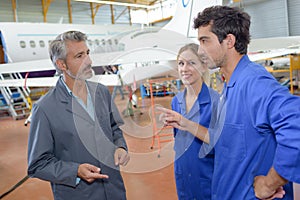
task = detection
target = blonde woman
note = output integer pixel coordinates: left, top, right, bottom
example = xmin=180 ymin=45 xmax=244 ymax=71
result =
xmin=161 ymin=43 xmax=219 ymax=199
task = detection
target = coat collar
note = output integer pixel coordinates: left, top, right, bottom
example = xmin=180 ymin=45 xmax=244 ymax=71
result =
xmin=55 ymin=77 xmax=96 ymax=125
xmin=227 ymin=55 xmax=251 ymax=88
xmin=176 ymin=83 xmax=211 ymax=105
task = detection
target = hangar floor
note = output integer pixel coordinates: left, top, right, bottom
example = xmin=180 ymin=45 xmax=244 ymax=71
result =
xmin=0 ymin=95 xmax=178 ymax=200
xmin=0 ymin=94 xmax=299 ymax=200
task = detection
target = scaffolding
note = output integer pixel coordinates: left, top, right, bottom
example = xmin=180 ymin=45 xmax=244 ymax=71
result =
xmin=148 ymin=79 xmax=173 ymax=157
xmin=0 ymin=73 xmax=31 ymax=119
xmin=122 ymin=85 xmax=143 ymax=117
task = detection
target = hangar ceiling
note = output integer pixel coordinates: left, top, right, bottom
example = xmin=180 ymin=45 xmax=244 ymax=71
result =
xmin=4 ymin=0 xmax=300 ymax=38
xmin=99 ymin=0 xmax=159 ymax=6
xmin=5 ymin=0 xmax=169 ymax=25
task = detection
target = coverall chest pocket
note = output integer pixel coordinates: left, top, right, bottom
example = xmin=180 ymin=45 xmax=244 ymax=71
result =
xmin=219 ymin=123 xmax=246 ymax=161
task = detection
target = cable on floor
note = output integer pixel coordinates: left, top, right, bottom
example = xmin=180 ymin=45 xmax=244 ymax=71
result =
xmin=0 ymin=175 xmax=29 ymax=199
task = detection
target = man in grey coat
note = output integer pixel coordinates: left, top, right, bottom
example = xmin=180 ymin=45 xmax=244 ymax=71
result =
xmin=27 ymin=31 xmax=130 ymax=200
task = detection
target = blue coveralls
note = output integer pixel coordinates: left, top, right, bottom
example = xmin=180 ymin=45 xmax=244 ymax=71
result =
xmin=172 ymin=83 xmax=219 ymax=200
xmin=209 ymin=55 xmax=300 ymax=199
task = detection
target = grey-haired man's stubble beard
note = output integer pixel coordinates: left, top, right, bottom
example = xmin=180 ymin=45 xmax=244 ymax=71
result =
xmin=66 ymin=65 xmax=94 ymax=80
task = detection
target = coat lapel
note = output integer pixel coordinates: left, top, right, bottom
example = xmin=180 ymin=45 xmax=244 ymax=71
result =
xmin=56 ymin=78 xmax=95 ymax=125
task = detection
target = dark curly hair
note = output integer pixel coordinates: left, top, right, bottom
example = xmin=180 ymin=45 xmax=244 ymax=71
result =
xmin=193 ymin=6 xmax=251 ymax=54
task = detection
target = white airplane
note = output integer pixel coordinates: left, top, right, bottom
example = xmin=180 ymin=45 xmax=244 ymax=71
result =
xmin=0 ymin=0 xmax=224 ymax=120
xmin=1 ymin=0 xmax=300 ymax=88
xmin=0 ymin=0 xmax=224 ymax=89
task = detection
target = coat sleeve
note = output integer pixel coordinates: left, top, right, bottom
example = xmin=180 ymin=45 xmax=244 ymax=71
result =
xmin=107 ymin=89 xmax=128 ymax=151
xmin=27 ymin=104 xmax=80 ymax=187
xmin=246 ymin=74 xmax=300 ymax=183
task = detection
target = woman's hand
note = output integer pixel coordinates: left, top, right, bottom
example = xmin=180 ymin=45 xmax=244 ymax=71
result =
xmin=157 ymin=107 xmax=189 ymax=130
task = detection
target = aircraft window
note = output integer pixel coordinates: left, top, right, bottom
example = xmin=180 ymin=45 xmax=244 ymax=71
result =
xmin=39 ymin=40 xmax=45 ymax=48
xmin=48 ymin=40 xmax=52 ymax=45
xmin=108 ymin=39 xmax=112 ymax=45
xmin=95 ymin=39 xmax=100 ymax=46
xmin=20 ymin=41 xmax=26 ymax=48
xmin=88 ymin=40 xmax=93 ymax=46
xmin=114 ymin=39 xmax=118 ymax=45
xmin=119 ymin=43 xmax=125 ymax=51
xmin=30 ymin=40 xmax=36 ymax=48
xmin=101 ymin=39 xmax=105 ymax=45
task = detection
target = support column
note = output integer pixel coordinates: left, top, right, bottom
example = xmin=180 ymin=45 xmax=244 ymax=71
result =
xmin=110 ymin=5 xmax=115 ymax=24
xmin=67 ymin=0 xmax=73 ymax=23
xmin=11 ymin=0 xmax=18 ymax=22
xmin=90 ymin=3 xmax=101 ymax=24
xmin=41 ymin=0 xmax=53 ymax=22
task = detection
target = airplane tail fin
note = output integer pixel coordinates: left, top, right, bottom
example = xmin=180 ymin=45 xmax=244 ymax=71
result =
xmin=163 ymin=0 xmax=222 ymax=39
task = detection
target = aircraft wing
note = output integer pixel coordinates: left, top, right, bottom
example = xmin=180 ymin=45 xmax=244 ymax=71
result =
xmin=0 ymin=74 xmax=120 ymax=87
xmin=1 ymin=37 xmax=299 ymax=87
xmin=0 ymin=59 xmax=54 ymax=74
xmin=121 ymin=62 xmax=178 ymax=85
xmin=0 ymin=62 xmax=177 ymax=87
xmin=0 ymin=47 xmax=176 ymax=73
xmin=248 ymin=48 xmax=300 ymax=62
xmin=90 ymin=47 xmax=177 ymax=66
xmin=0 ymin=77 xmax=58 ymax=87
xmin=248 ymin=36 xmax=300 ymax=63
xmin=0 ymin=47 xmax=177 ymax=87
xmin=248 ymin=36 xmax=300 ymax=53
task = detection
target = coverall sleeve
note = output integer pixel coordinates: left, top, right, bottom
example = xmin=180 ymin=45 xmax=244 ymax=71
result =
xmin=246 ymin=74 xmax=300 ymax=183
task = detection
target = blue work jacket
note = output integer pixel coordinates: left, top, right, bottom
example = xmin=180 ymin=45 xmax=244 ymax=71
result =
xmin=209 ymin=55 xmax=300 ymax=199
xmin=172 ymin=83 xmax=219 ymax=200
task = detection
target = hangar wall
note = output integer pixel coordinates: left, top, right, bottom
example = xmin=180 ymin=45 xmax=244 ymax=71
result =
xmin=0 ymin=0 xmax=15 ymax=22
xmin=1 ymin=0 xmax=300 ymax=39
xmin=236 ymin=0 xmax=300 ymax=38
xmin=0 ymin=0 xmax=132 ymax=25
xmin=287 ymin=0 xmax=300 ymax=36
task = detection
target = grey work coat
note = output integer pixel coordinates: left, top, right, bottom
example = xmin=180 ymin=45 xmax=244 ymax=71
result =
xmin=28 ymin=78 xmax=127 ymax=200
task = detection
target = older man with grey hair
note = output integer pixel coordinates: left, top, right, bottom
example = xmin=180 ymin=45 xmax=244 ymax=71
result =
xmin=27 ymin=30 xmax=130 ymax=200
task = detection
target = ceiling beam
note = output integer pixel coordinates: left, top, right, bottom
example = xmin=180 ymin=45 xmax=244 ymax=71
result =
xmin=67 ymin=0 xmax=73 ymax=23
xmin=149 ymin=0 xmax=159 ymax=6
xmin=74 ymin=0 xmax=154 ymax=9
xmin=127 ymin=6 xmax=132 ymax=26
xmin=41 ymin=0 xmax=53 ymax=22
xmin=115 ymin=7 xmax=127 ymax=21
xmin=90 ymin=2 xmax=102 ymax=24
xmin=110 ymin=4 xmax=115 ymax=24
xmin=11 ymin=0 xmax=17 ymax=22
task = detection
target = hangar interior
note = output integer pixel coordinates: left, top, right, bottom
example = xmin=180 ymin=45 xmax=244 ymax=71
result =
xmin=0 ymin=0 xmax=300 ymax=200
